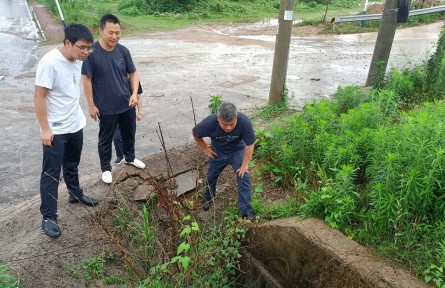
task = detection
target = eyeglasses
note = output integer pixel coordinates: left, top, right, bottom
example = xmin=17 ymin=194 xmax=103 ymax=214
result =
xmin=74 ymin=44 xmax=94 ymax=53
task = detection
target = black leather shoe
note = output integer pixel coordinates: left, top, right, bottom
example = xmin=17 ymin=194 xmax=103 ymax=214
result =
xmin=202 ymin=198 xmax=211 ymax=211
xmin=241 ymin=212 xmax=257 ymax=222
xmin=68 ymin=194 xmax=99 ymax=206
xmin=42 ymin=218 xmax=61 ymax=238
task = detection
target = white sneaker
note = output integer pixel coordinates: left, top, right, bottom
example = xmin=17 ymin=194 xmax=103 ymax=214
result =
xmin=124 ymin=158 xmax=146 ymax=169
xmin=102 ymin=171 xmax=112 ymax=184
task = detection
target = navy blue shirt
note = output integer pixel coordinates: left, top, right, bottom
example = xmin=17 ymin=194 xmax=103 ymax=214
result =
xmin=81 ymin=42 xmax=136 ymax=115
xmin=193 ymin=113 xmax=256 ymax=154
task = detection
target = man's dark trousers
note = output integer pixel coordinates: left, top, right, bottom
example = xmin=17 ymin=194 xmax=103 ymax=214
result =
xmin=40 ymin=129 xmax=83 ymax=219
xmin=203 ymin=147 xmax=253 ymax=215
xmin=98 ymin=107 xmax=136 ymax=172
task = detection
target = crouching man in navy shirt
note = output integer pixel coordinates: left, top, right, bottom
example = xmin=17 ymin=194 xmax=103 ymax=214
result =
xmin=192 ymin=102 xmax=256 ymax=221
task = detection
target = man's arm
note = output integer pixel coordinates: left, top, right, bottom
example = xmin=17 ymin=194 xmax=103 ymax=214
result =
xmin=193 ymin=132 xmax=217 ymax=159
xmin=82 ymin=75 xmax=100 ymax=120
xmin=34 ymin=85 xmax=53 ymax=146
xmin=136 ymin=94 xmax=142 ymax=121
xmin=236 ymin=144 xmax=255 ymax=178
xmin=128 ymin=71 xmax=139 ymax=107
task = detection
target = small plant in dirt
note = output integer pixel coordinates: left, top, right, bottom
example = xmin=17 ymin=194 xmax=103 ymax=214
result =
xmin=253 ymin=84 xmax=292 ymax=122
xmin=208 ymin=94 xmax=223 ymax=114
xmin=423 ymin=263 xmax=445 ymax=288
xmin=136 ymin=215 xmax=246 ymax=287
xmin=0 ymin=265 xmax=22 ymax=288
xmin=72 ymin=252 xmax=120 ymax=285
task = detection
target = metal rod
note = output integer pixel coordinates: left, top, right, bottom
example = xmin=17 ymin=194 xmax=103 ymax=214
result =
xmin=54 ymin=0 xmax=67 ymax=28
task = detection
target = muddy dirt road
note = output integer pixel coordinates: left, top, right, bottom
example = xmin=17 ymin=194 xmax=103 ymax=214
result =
xmin=0 ymin=20 xmax=442 ymax=209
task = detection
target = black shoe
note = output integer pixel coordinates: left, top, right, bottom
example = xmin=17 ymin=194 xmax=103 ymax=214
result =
xmin=113 ymin=157 xmax=124 ymax=166
xmin=242 ymin=212 xmax=256 ymax=222
xmin=42 ymin=218 xmax=61 ymax=238
xmin=68 ymin=194 xmax=99 ymax=206
xmin=202 ymin=198 xmax=211 ymax=211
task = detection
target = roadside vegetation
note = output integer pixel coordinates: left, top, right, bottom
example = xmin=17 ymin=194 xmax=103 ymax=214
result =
xmin=36 ymin=0 xmax=445 ymax=35
xmin=255 ymin=25 xmax=445 ymax=286
xmin=35 ymin=0 xmax=358 ymax=34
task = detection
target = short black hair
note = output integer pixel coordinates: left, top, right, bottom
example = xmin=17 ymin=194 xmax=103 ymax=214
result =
xmin=64 ymin=23 xmax=94 ymax=45
xmin=100 ymin=14 xmax=120 ymax=29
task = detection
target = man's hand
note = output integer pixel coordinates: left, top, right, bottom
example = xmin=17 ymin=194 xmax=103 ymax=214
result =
xmin=236 ymin=164 xmax=249 ymax=178
xmin=237 ymin=144 xmax=254 ymax=178
xmin=129 ymin=94 xmax=138 ymax=107
xmin=89 ymin=105 xmax=100 ymax=121
xmin=203 ymin=146 xmax=217 ymax=159
xmin=40 ymin=129 xmax=54 ymax=146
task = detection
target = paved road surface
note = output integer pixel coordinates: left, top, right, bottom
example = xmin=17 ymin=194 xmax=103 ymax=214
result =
xmin=0 ymin=0 xmax=39 ymax=78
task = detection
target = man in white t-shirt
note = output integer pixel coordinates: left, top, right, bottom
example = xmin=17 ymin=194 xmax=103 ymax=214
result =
xmin=34 ymin=24 xmax=99 ymax=238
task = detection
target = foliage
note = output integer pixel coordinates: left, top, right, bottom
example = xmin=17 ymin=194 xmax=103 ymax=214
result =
xmin=330 ymin=85 xmax=371 ymax=114
xmin=208 ymin=95 xmax=223 ymax=114
xmin=118 ymin=0 xmax=148 ymax=16
xmin=252 ymin=84 xmax=292 ymax=122
xmin=136 ymin=215 xmax=246 ymax=287
xmin=254 ymin=30 xmax=445 ymax=285
xmin=426 ymin=26 xmax=445 ymax=100
xmin=72 ymin=252 xmax=123 ymax=285
xmin=0 ymin=265 xmax=22 ymax=288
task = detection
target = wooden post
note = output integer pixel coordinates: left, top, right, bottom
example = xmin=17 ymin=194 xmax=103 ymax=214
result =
xmin=365 ymin=0 xmax=398 ymax=87
xmin=268 ymin=0 xmax=295 ymax=105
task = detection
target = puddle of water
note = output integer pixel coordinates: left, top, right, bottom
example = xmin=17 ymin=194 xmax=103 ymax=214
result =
xmin=246 ymin=18 xmax=303 ymax=29
xmin=212 ymin=17 xmax=303 ymax=35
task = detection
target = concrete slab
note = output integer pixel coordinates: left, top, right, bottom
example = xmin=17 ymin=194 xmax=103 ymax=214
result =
xmin=172 ymin=170 xmax=198 ymax=196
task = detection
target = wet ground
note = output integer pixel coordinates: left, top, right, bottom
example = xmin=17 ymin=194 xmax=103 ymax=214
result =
xmin=0 ymin=13 xmax=442 ymax=208
xmin=0 ymin=0 xmax=39 ymax=77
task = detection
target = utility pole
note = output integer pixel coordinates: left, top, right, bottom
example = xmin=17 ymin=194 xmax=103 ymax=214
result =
xmin=268 ymin=0 xmax=295 ymax=105
xmin=365 ymin=0 xmax=398 ymax=87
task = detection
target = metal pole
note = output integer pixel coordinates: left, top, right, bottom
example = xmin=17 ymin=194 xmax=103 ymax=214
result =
xmin=55 ymin=0 xmax=67 ymax=28
xmin=361 ymin=0 xmax=369 ymax=27
xmin=268 ymin=0 xmax=295 ymax=105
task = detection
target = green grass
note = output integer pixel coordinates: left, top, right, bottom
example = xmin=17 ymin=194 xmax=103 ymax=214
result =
xmin=36 ymin=0 xmax=374 ymax=36
xmin=36 ymin=0 xmax=444 ymax=37
xmin=253 ymin=26 xmax=445 ymax=286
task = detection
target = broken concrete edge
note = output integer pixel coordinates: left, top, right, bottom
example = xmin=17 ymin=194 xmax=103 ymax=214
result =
xmin=112 ymin=142 xmax=206 ymax=200
xmin=240 ymin=217 xmax=429 ymax=288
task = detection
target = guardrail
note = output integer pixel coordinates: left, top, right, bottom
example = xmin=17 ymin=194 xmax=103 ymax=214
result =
xmin=331 ymin=5 xmax=445 ymax=30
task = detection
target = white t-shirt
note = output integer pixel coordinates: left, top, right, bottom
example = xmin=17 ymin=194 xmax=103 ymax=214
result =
xmin=35 ymin=48 xmax=86 ymax=134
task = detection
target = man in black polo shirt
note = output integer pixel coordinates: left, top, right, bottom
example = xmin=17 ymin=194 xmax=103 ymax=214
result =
xmin=82 ymin=14 xmax=146 ymax=184
xmin=193 ymin=102 xmax=256 ymax=221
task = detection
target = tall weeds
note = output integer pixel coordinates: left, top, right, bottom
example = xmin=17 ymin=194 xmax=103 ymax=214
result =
xmin=255 ymin=24 xmax=445 ymax=283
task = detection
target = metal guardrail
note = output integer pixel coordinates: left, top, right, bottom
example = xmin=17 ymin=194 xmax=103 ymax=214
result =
xmin=331 ymin=5 xmax=445 ymax=29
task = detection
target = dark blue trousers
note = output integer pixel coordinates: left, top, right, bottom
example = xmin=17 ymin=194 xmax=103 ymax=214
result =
xmin=203 ymin=147 xmax=253 ymax=215
xmin=40 ymin=129 xmax=83 ymax=219
xmin=113 ymin=127 xmax=124 ymax=160
xmin=98 ymin=108 xmax=136 ymax=172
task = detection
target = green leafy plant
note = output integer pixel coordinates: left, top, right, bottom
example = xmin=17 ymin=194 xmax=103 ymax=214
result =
xmin=0 ymin=265 xmax=22 ymax=288
xmin=208 ymin=95 xmax=223 ymax=114
xmin=72 ymin=252 xmax=115 ymax=284
xmin=254 ymin=35 xmax=445 ymax=284
xmin=423 ymin=264 xmax=445 ymax=288
xmin=138 ymin=215 xmax=246 ymax=287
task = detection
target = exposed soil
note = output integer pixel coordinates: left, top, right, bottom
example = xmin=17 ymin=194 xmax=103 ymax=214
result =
xmin=0 ymin=2 xmax=438 ymax=287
